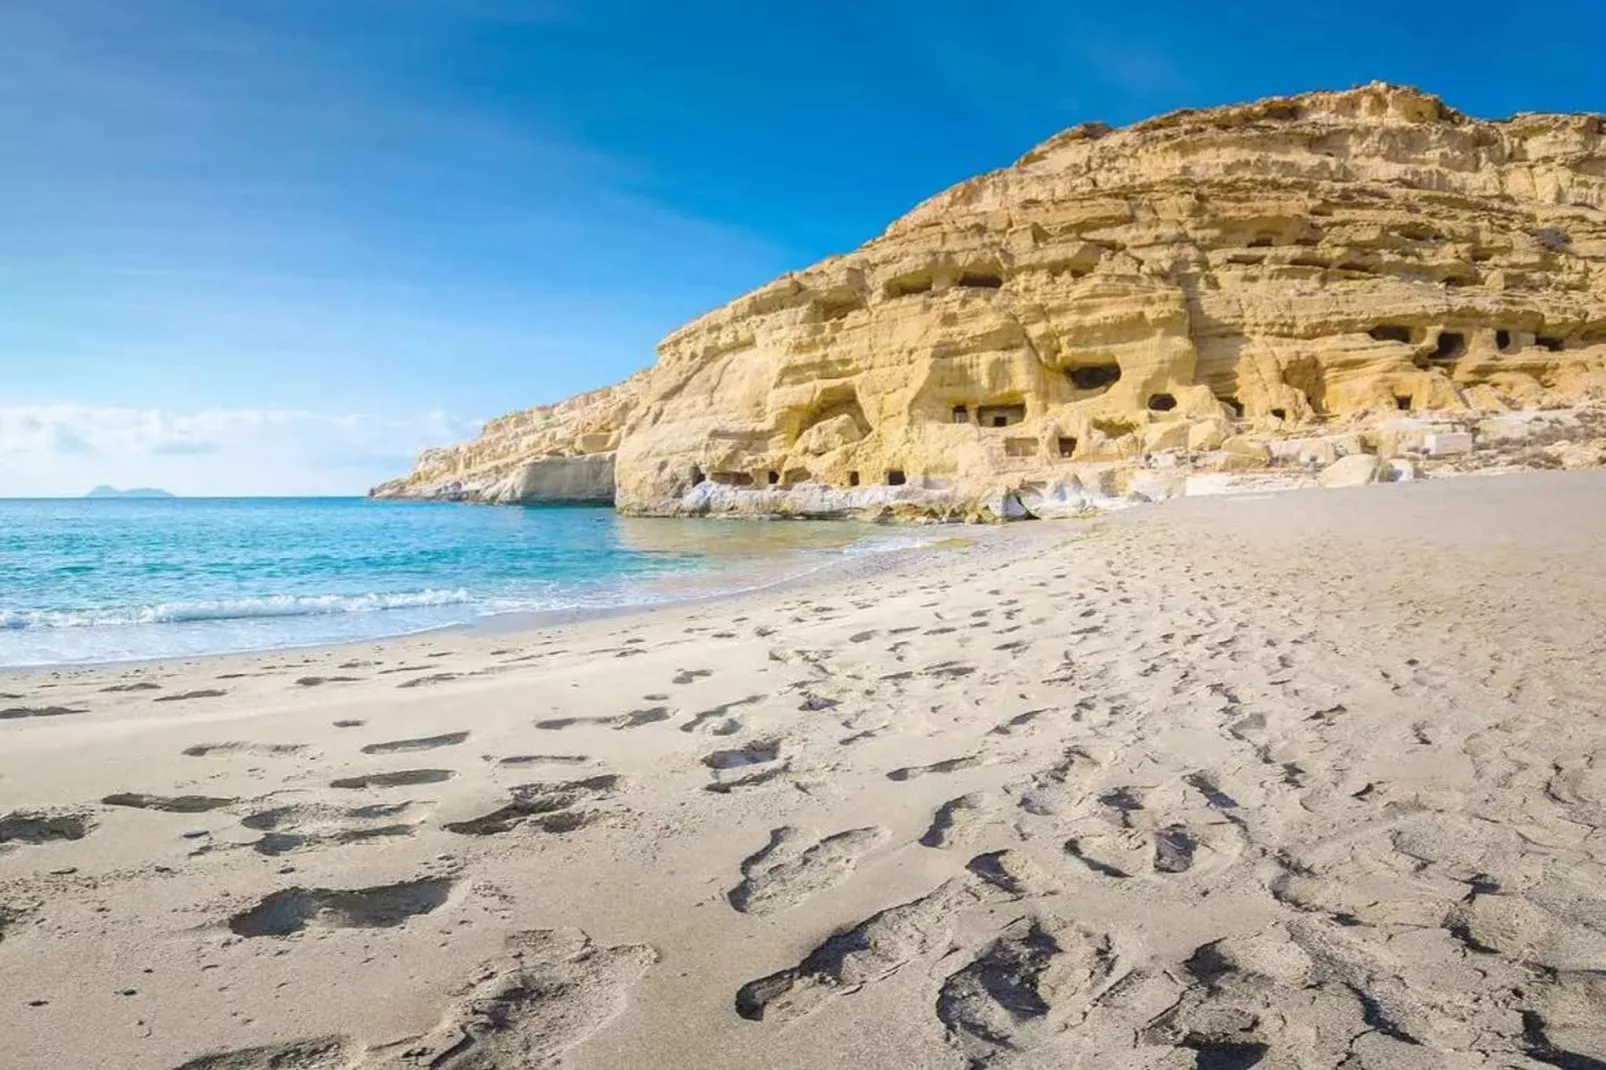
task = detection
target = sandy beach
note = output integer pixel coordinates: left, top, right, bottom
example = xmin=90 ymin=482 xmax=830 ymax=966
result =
xmin=4 ymin=471 xmax=1606 ymax=1069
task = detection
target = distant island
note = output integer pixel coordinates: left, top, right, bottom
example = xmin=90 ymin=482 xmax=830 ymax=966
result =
xmin=85 ymin=485 xmax=176 ymax=499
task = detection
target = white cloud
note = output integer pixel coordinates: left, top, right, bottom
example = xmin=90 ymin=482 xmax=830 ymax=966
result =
xmin=0 ymin=405 xmax=479 ymax=497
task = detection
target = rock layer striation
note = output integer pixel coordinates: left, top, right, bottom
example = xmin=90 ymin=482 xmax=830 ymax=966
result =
xmin=377 ymin=85 xmax=1606 ymax=517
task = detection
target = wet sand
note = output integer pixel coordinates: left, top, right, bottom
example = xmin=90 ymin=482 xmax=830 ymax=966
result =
xmin=2 ymin=470 xmax=1605 ymax=1069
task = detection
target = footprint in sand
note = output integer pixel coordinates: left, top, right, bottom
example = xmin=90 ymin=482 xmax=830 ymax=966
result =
xmin=100 ymin=681 xmax=162 ymax=693
xmin=728 ymin=826 xmax=888 ymax=915
xmin=0 ymin=705 xmax=85 ymax=720
xmin=442 ymin=775 xmax=619 ymax=836
xmin=295 ymin=675 xmax=362 ymax=687
xmin=887 ymin=755 xmax=983 ymax=782
xmin=965 ymin=850 xmax=1056 ymax=898
xmin=936 ymin=917 xmax=1115 ymax=1067
xmin=703 ymin=740 xmax=780 ymax=770
xmin=240 ymin=802 xmax=421 ymax=855
xmin=397 ymin=673 xmax=459 ymax=689
xmin=734 ymin=879 xmax=985 ymax=1023
xmin=183 ymin=742 xmax=308 ymax=758
xmin=173 ymin=1036 xmax=358 ymax=1070
xmin=616 ymin=705 xmax=671 ymax=728
xmin=535 ymin=705 xmax=671 ymax=731
xmin=227 ymin=876 xmax=455 ymax=937
xmin=988 ymin=708 xmax=1049 ymax=736
xmin=400 ymin=928 xmax=657 ymax=1068
xmin=153 ymin=689 xmax=228 ymax=703
xmin=672 ymin=668 xmax=713 ymax=685
xmin=329 ymin=769 xmax=454 ymax=790
xmin=534 ymin=715 xmax=612 ymax=730
xmin=359 ymin=730 xmax=469 ymax=755
xmin=680 ymin=695 xmax=763 ymax=736
xmin=0 ymin=809 xmax=95 ymax=847
xmin=101 ymin=793 xmax=235 ymax=813
xmin=920 ymin=794 xmax=988 ymax=849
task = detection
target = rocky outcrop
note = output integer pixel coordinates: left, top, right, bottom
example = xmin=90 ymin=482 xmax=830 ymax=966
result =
xmin=380 ymin=84 xmax=1606 ymax=518
xmin=371 ymin=374 xmax=645 ymax=503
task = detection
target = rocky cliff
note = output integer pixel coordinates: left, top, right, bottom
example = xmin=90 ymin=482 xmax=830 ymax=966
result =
xmin=371 ymin=373 xmax=645 ymax=503
xmin=378 ymin=84 xmax=1606 ymax=517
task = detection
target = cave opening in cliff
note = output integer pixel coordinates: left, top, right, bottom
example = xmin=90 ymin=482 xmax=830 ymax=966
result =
xmin=1066 ymin=364 xmax=1122 ymax=392
xmin=1496 ymin=330 xmax=1514 ymax=353
xmin=712 ymin=471 xmax=754 ymax=487
xmin=1433 ymin=331 xmax=1467 ymax=360
xmin=1147 ymin=394 xmax=1178 ymax=412
xmin=848 ymin=471 xmax=860 ymax=487
xmin=1537 ymin=335 xmax=1566 ymax=352
xmin=1221 ymin=397 xmax=1245 ymax=418
xmin=886 ymin=470 xmax=907 ymax=486
xmin=1004 ymin=437 xmax=1036 ymax=458
xmin=884 ymin=273 xmax=935 ymax=300
xmin=782 ymin=468 xmax=810 ymax=487
xmin=1247 ymin=235 xmax=1275 ymax=248
xmin=1370 ymin=325 xmax=1413 ymax=344
xmin=1271 ymin=408 xmax=1288 ymax=420
xmin=1395 ymin=395 xmax=1412 ymax=411
xmin=952 ymin=405 xmax=969 ymax=423
xmin=690 ymin=466 xmax=706 ymax=486
xmin=977 ymin=404 xmax=1026 ymax=428
xmin=956 ymin=271 xmax=1003 ymax=289
xmin=1057 ymin=437 xmax=1078 ymax=458
xmin=766 ymin=470 xmax=780 ymax=486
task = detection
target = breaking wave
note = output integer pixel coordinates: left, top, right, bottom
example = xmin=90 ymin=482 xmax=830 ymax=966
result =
xmin=0 ymin=589 xmax=474 ymax=630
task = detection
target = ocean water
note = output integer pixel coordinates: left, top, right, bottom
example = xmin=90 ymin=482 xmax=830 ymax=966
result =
xmin=0 ymin=498 xmax=925 ymax=667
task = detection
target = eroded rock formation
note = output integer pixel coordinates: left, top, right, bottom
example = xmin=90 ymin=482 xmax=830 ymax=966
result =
xmin=378 ymin=84 xmax=1606 ymax=517
xmin=371 ymin=373 xmax=645 ymax=503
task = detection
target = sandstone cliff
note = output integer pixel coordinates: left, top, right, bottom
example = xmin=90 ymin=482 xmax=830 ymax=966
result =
xmin=371 ymin=373 xmax=645 ymax=503
xmin=379 ymin=84 xmax=1606 ymax=517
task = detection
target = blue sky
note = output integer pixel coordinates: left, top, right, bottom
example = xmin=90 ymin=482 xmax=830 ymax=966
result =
xmin=2 ymin=0 xmax=1603 ymax=494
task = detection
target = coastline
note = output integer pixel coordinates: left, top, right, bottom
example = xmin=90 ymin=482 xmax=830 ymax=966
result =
xmin=0 ymin=520 xmax=1054 ymax=678
xmin=3 ymin=470 xmax=1606 ymax=1068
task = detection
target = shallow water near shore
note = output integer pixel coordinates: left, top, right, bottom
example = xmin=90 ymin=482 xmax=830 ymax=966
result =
xmin=0 ymin=497 xmax=930 ymax=666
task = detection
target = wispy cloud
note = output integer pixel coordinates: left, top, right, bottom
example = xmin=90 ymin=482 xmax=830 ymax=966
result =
xmin=0 ymin=405 xmax=478 ymax=497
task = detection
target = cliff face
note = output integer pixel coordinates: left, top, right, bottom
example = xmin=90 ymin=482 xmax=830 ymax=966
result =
xmin=379 ymin=85 xmax=1606 ymax=516
xmin=371 ymin=373 xmax=645 ymax=503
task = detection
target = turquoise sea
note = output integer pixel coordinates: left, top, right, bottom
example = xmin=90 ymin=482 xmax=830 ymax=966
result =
xmin=0 ymin=498 xmax=929 ymax=667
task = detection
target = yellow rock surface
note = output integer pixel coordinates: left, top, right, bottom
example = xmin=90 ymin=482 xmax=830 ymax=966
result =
xmin=379 ymin=85 xmax=1606 ymax=516
xmin=371 ymin=373 xmax=646 ymax=502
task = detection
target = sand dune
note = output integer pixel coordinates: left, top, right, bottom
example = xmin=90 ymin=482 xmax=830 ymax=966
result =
xmin=3 ymin=471 xmax=1606 ymax=1068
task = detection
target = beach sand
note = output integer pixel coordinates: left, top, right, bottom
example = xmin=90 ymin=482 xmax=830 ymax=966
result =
xmin=3 ymin=470 xmax=1605 ymax=1069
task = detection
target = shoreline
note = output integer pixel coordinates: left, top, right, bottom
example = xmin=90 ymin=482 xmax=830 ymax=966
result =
xmin=4 ymin=470 xmax=1606 ymax=1068
xmin=0 ymin=519 xmax=1057 ymax=680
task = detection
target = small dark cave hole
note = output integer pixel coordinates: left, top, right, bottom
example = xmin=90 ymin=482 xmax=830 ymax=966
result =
xmin=1067 ymin=364 xmax=1122 ymax=391
xmin=886 ymin=470 xmax=906 ymax=487
xmin=1147 ymin=393 xmax=1177 ymax=412
xmin=1433 ymin=332 xmax=1467 ymax=360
